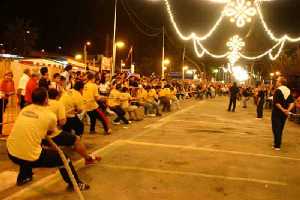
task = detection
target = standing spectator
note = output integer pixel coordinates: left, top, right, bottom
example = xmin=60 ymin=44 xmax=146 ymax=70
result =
xmin=0 ymin=71 xmax=15 ymax=138
xmin=228 ymin=82 xmax=239 ymax=112
xmin=6 ymin=88 xmax=90 ymax=190
xmin=271 ymin=77 xmax=295 ymax=150
xmin=38 ymin=67 xmax=50 ymax=90
xmin=25 ymin=73 xmax=39 ymax=105
xmin=17 ymin=69 xmax=31 ymax=109
xmin=61 ymin=64 xmax=72 ymax=87
xmin=241 ymin=86 xmax=250 ymax=108
xmin=159 ymin=85 xmax=171 ymax=112
xmin=256 ymin=84 xmax=266 ymax=119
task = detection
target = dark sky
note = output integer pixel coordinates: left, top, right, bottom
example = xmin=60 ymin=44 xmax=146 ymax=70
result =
xmin=1 ymin=0 xmax=300 ymax=71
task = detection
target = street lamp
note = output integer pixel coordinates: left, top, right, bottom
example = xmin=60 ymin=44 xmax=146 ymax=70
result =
xmin=83 ymin=41 xmax=91 ymax=65
xmin=75 ymin=54 xmax=83 ymax=60
xmin=182 ymin=66 xmax=188 ymax=80
xmin=162 ymin=58 xmax=170 ymax=78
xmin=275 ymin=71 xmax=281 ymax=76
xmin=116 ymin=41 xmax=125 ymax=49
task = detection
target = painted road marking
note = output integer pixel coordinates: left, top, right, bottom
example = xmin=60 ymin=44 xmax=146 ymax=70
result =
xmin=101 ymin=164 xmax=287 ymax=186
xmin=121 ymin=140 xmax=300 ymax=161
xmin=0 ymin=171 xmax=18 ymax=192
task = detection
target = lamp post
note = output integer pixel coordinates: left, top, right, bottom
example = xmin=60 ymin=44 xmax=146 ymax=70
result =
xmin=163 ymin=58 xmax=170 ymax=78
xmin=161 ymin=26 xmax=165 ymax=79
xmin=112 ymin=0 xmax=118 ymax=77
xmin=83 ymin=41 xmax=91 ymax=65
xmin=182 ymin=66 xmax=188 ymax=80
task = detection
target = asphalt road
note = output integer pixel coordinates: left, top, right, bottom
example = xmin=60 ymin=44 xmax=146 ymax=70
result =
xmin=2 ymin=97 xmax=300 ymax=200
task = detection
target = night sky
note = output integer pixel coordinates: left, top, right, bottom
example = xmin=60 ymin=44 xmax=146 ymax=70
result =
xmin=1 ymin=0 xmax=300 ymax=72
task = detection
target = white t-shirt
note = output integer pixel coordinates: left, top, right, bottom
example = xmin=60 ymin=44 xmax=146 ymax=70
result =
xmin=7 ymin=104 xmax=57 ymax=161
xmin=18 ymin=74 xmax=30 ymax=96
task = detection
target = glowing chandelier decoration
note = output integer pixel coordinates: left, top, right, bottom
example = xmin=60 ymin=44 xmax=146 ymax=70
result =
xmin=164 ymin=0 xmax=300 ymax=65
xmin=224 ymin=0 xmax=257 ymax=28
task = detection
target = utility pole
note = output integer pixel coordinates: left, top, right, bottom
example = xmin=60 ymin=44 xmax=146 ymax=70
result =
xmin=112 ymin=0 xmax=118 ymax=77
xmin=161 ymin=26 xmax=165 ymax=79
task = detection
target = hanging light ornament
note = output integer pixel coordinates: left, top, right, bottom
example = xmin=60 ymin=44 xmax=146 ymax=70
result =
xmin=223 ymin=0 xmax=257 ymax=28
xmin=226 ymin=35 xmax=245 ymax=65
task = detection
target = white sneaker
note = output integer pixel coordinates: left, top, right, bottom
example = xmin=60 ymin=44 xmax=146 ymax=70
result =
xmin=112 ymin=121 xmax=121 ymax=125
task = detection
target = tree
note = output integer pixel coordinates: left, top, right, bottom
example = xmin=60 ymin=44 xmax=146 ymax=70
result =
xmin=3 ymin=18 xmax=38 ymax=55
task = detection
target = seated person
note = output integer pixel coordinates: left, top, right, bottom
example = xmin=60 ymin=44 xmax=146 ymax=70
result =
xmin=145 ymin=86 xmax=161 ymax=116
xmin=108 ymin=84 xmax=130 ymax=125
xmin=6 ymin=88 xmax=89 ymax=190
xmin=159 ymin=85 xmax=171 ymax=112
xmin=120 ymin=87 xmax=138 ymax=120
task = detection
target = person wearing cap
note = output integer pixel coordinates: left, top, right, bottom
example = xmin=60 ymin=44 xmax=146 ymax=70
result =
xmin=17 ymin=69 xmax=31 ymax=109
xmin=0 ymin=71 xmax=15 ymax=138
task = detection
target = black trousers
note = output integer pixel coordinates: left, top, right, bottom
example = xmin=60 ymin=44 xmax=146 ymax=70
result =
xmin=271 ymin=114 xmax=287 ymax=148
xmin=228 ymin=97 xmax=237 ymax=111
xmin=63 ymin=116 xmax=84 ymax=137
xmin=87 ymin=109 xmax=110 ymax=132
xmin=19 ymin=95 xmax=26 ymax=109
xmin=256 ymin=100 xmax=265 ymax=118
xmin=0 ymin=99 xmax=8 ymax=135
xmin=110 ymin=106 xmax=129 ymax=124
xmin=160 ymin=97 xmax=171 ymax=112
xmin=8 ymin=149 xmax=80 ymax=186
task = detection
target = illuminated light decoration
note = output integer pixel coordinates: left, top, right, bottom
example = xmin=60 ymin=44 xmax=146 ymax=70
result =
xmin=226 ymin=35 xmax=245 ymax=65
xmin=163 ymin=0 xmax=300 ymax=64
xmin=223 ymin=0 xmax=257 ymax=28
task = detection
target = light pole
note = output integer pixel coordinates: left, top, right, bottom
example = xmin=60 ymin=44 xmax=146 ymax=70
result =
xmin=182 ymin=66 xmax=188 ymax=80
xmin=83 ymin=41 xmax=91 ymax=65
xmin=161 ymin=26 xmax=165 ymax=79
xmin=112 ymin=0 xmax=118 ymax=77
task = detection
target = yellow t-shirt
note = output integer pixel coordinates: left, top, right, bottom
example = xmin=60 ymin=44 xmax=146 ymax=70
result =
xmin=60 ymin=89 xmax=84 ymax=117
xmin=47 ymin=99 xmax=66 ymax=138
xmin=137 ymin=89 xmax=148 ymax=103
xmin=159 ymin=88 xmax=171 ymax=97
xmin=7 ymin=105 xmax=57 ymax=161
xmin=108 ymin=89 xmax=121 ymax=107
xmin=83 ymin=82 xmax=100 ymax=111
xmin=146 ymin=89 xmax=158 ymax=102
xmin=120 ymin=92 xmax=132 ymax=109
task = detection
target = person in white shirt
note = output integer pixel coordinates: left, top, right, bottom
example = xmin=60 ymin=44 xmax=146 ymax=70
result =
xmin=7 ymin=88 xmax=90 ymax=190
xmin=17 ymin=69 xmax=31 ymax=109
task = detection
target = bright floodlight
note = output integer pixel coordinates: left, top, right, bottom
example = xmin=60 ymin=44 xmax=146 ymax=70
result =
xmin=232 ymin=66 xmax=249 ymax=82
xmin=116 ymin=41 xmax=125 ymax=48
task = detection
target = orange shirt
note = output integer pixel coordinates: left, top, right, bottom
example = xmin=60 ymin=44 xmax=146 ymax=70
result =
xmin=25 ymin=78 xmax=38 ymax=104
xmin=0 ymin=80 xmax=15 ymax=98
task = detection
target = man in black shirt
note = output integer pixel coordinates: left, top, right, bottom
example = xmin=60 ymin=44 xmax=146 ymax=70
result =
xmin=228 ymin=82 xmax=240 ymax=112
xmin=38 ymin=67 xmax=50 ymax=90
xmin=271 ymin=77 xmax=295 ymax=150
xmin=256 ymin=84 xmax=266 ymax=119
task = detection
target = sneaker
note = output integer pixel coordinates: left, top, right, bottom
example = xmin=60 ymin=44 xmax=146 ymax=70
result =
xmin=112 ymin=121 xmax=121 ymax=125
xmin=67 ymin=181 xmax=90 ymax=191
xmin=128 ymin=121 xmax=132 ymax=124
xmin=17 ymin=176 xmax=33 ymax=186
xmin=256 ymin=118 xmax=263 ymax=120
xmin=85 ymin=155 xmax=102 ymax=165
xmin=147 ymin=114 xmax=156 ymax=117
xmin=105 ymin=129 xmax=112 ymax=135
xmin=274 ymin=148 xmax=281 ymax=151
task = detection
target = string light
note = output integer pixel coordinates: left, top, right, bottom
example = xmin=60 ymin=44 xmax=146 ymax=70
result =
xmin=224 ymin=0 xmax=257 ymax=28
xmin=163 ymin=0 xmax=300 ymax=64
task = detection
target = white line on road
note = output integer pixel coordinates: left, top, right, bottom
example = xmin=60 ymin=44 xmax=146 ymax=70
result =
xmin=101 ymin=164 xmax=287 ymax=186
xmin=121 ymin=140 xmax=300 ymax=161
